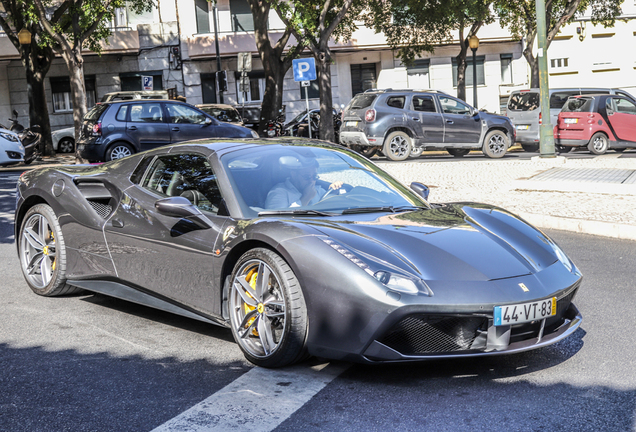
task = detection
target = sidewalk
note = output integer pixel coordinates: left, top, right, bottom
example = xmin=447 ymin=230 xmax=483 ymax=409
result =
xmin=3 ymin=151 xmax=635 ymax=241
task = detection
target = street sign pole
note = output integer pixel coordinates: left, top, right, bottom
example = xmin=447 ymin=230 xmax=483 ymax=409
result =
xmin=302 ymin=81 xmax=311 ymax=139
xmin=536 ymin=0 xmax=556 ymax=158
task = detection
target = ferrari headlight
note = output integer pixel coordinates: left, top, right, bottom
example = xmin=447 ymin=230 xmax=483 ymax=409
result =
xmin=321 ymin=237 xmax=433 ymax=296
xmin=551 ymin=242 xmax=573 ymax=272
xmin=1 ymin=132 xmax=18 ymax=142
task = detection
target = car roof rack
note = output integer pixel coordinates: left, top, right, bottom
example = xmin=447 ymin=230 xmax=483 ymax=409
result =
xmin=363 ymin=88 xmax=449 ymax=95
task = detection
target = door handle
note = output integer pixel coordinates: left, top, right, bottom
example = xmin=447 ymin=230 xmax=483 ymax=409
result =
xmin=171 ymin=127 xmax=180 ymax=131
xmin=412 ymin=117 xmax=421 ymax=122
xmin=112 ymin=219 xmax=124 ymax=228
xmin=446 ymin=120 xmax=454 ymax=124
xmin=127 ymin=126 xmax=137 ymax=131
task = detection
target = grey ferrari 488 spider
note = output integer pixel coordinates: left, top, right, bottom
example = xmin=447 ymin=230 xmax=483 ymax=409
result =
xmin=15 ymin=138 xmax=582 ymax=367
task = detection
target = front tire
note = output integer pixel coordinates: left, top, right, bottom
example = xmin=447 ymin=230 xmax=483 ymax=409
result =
xmin=18 ymin=204 xmax=80 ymax=296
xmin=58 ymin=138 xmax=75 ymax=153
xmin=383 ymin=131 xmax=411 ymax=161
xmin=229 ymin=248 xmax=308 ymax=368
xmin=106 ymin=142 xmax=134 ymax=161
xmin=482 ymin=130 xmax=509 ymax=158
xmin=588 ymin=132 xmax=608 ymax=155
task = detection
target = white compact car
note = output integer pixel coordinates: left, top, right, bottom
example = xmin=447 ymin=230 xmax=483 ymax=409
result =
xmin=0 ymin=128 xmax=24 ymax=166
xmin=52 ymin=127 xmax=75 ymax=153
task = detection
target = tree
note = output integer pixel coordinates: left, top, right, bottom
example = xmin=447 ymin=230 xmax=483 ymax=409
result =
xmin=494 ymin=0 xmax=622 ymax=87
xmin=275 ymin=0 xmax=364 ymax=142
xmin=246 ymin=0 xmax=305 ymax=137
xmin=0 ymin=1 xmax=55 ymax=156
xmin=364 ymin=0 xmax=493 ymax=103
xmin=31 ymin=0 xmax=152 ymax=161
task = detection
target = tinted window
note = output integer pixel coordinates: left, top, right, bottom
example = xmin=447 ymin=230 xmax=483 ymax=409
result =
xmin=141 ymin=153 xmax=222 ymax=214
xmin=199 ymin=106 xmax=242 ymax=122
xmin=84 ymin=104 xmax=108 ymax=121
xmin=386 ymin=96 xmax=405 ymax=109
xmin=130 ymin=103 xmax=163 ymax=123
xmin=614 ymin=98 xmax=636 ymax=114
xmin=350 ymin=94 xmax=377 ymax=109
xmin=130 ymin=156 xmax=154 ymax=184
xmin=439 ymin=97 xmax=471 ymax=115
xmin=507 ymin=92 xmax=539 ymax=111
xmin=116 ymin=105 xmax=128 ymax=121
xmin=412 ymin=96 xmax=436 ymax=113
xmin=550 ymin=91 xmax=579 ymax=109
xmin=562 ymin=97 xmax=594 ymax=113
xmin=166 ymin=104 xmax=208 ymax=124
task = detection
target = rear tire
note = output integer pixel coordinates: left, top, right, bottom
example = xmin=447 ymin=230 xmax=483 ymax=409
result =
xmin=106 ymin=142 xmax=134 ymax=161
xmin=18 ymin=204 xmax=80 ymax=296
xmin=229 ymin=248 xmax=308 ymax=368
xmin=521 ymin=144 xmax=540 ymax=153
xmin=588 ymin=132 xmax=608 ymax=155
xmin=383 ymin=131 xmax=411 ymax=161
xmin=58 ymin=138 xmax=75 ymax=153
xmin=446 ymin=148 xmax=470 ymax=157
xmin=557 ymin=145 xmax=572 ymax=153
xmin=350 ymin=145 xmax=379 ymax=158
xmin=409 ymin=144 xmax=424 ymax=158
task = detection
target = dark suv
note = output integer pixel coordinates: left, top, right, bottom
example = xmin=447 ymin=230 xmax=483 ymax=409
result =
xmin=339 ymin=89 xmax=515 ymax=160
xmin=78 ymin=100 xmax=257 ymax=162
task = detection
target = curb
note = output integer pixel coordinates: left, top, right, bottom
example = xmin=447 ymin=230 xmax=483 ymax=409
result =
xmin=519 ymin=212 xmax=636 ymax=241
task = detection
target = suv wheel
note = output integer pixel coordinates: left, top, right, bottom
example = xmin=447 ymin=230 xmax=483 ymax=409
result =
xmin=482 ymin=130 xmax=509 ymax=159
xmin=350 ymin=145 xmax=379 ymax=158
xmin=409 ymin=144 xmax=424 ymax=158
xmin=588 ymin=132 xmax=608 ymax=155
xmin=106 ymin=142 xmax=134 ymax=161
xmin=447 ymin=148 xmax=470 ymax=157
xmin=383 ymin=131 xmax=411 ymax=161
xmin=521 ymin=144 xmax=539 ymax=153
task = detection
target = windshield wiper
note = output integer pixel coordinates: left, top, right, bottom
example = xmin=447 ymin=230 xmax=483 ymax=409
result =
xmin=258 ymin=209 xmax=334 ymax=217
xmin=342 ymin=205 xmax=428 ymax=215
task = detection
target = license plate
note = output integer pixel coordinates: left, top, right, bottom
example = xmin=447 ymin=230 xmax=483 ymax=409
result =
xmin=564 ymin=118 xmax=578 ymax=124
xmin=494 ymin=297 xmax=556 ymax=326
xmin=346 ymin=121 xmax=358 ymax=127
xmin=515 ymin=125 xmax=529 ymax=130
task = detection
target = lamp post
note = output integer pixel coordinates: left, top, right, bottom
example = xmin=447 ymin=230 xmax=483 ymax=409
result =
xmin=468 ymin=35 xmax=479 ymax=109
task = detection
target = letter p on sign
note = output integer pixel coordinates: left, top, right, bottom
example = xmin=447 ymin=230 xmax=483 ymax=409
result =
xmin=293 ymin=58 xmax=317 ymax=82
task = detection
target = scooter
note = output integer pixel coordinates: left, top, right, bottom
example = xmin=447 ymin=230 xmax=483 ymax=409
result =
xmin=9 ymin=110 xmax=41 ymax=164
xmin=264 ymin=110 xmax=286 ymax=137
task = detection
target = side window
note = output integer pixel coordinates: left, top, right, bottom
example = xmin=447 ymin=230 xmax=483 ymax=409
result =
xmin=615 ymin=98 xmax=636 ymax=114
xmin=439 ymin=97 xmax=471 ymax=115
xmin=412 ymin=96 xmax=436 ymax=113
xmin=116 ymin=105 xmax=128 ymax=121
xmin=141 ymin=154 xmax=223 ymax=214
xmin=167 ymin=104 xmax=208 ymax=124
xmin=549 ymin=91 xmax=578 ymax=110
xmin=129 ymin=103 xmax=163 ymax=123
xmin=130 ymin=156 xmax=154 ymax=184
xmin=386 ymin=96 xmax=405 ymax=109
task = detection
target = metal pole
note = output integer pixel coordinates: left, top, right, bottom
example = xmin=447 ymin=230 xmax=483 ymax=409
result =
xmin=305 ymin=88 xmax=311 ymax=139
xmin=536 ymin=0 xmax=555 ymax=157
xmin=212 ymin=1 xmax=223 ymax=103
xmin=471 ymin=47 xmax=478 ymax=108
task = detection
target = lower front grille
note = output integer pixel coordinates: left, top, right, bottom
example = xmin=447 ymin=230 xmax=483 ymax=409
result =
xmin=379 ymin=315 xmax=488 ymax=355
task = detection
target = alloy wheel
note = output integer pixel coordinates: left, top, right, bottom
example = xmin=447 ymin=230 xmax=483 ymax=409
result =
xmin=110 ymin=145 xmax=132 ymax=159
xmin=487 ymin=133 xmax=506 ymax=156
xmin=388 ymin=135 xmax=410 ymax=159
xmin=20 ymin=213 xmax=56 ymax=289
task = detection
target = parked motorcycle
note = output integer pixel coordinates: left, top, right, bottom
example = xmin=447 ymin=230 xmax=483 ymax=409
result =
xmin=264 ymin=110 xmax=286 ymax=137
xmin=8 ymin=110 xmax=41 ymax=164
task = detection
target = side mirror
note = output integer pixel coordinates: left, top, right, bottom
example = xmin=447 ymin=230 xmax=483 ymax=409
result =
xmin=410 ymin=182 xmax=430 ymax=201
xmin=155 ymin=196 xmax=213 ymax=229
xmin=204 ymin=117 xmax=213 ymax=125
xmin=607 ymin=109 xmax=615 ymax=116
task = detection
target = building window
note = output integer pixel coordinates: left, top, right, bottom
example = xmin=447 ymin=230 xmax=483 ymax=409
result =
xmin=195 ymin=0 xmax=210 ymax=34
xmin=236 ymin=71 xmax=265 ymax=103
xmin=452 ymin=56 xmax=485 ymax=87
xmin=550 ymin=58 xmax=569 ymax=68
xmin=350 ymin=64 xmax=377 ymax=96
xmin=300 ymin=80 xmax=319 ymax=99
xmin=108 ymin=7 xmax=129 ymax=31
xmin=500 ymin=53 xmax=513 ymax=84
xmin=201 ymin=73 xmax=217 ymax=103
xmin=50 ymin=75 xmax=96 ymax=113
xmin=119 ymin=71 xmax=164 ymax=91
xmin=407 ymin=59 xmax=430 ymax=89
xmin=230 ymin=0 xmax=254 ymax=32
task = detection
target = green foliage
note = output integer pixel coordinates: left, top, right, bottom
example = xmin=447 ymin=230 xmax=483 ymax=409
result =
xmin=363 ymin=0 xmax=493 ymax=65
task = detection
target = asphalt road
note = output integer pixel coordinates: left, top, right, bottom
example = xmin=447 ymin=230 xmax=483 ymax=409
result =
xmin=1 ymin=171 xmax=635 ymax=432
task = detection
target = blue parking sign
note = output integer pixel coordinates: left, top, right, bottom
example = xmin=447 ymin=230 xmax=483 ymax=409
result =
xmin=142 ymin=75 xmax=153 ymax=90
xmin=292 ymin=58 xmax=317 ymax=82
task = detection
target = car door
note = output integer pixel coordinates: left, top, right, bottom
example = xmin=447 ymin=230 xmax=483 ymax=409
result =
xmin=606 ymin=97 xmax=636 ymax=143
xmin=125 ymin=102 xmax=171 ymax=151
xmin=408 ymin=95 xmax=444 ymax=145
xmin=438 ymin=95 xmax=481 ymax=144
xmin=103 ymin=152 xmax=230 ymax=316
xmin=165 ymin=103 xmax=219 ymax=143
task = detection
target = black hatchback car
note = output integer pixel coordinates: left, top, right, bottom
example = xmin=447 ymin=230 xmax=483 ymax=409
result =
xmin=78 ymin=100 xmax=257 ymax=161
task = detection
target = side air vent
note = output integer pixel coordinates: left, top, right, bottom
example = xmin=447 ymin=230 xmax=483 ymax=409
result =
xmin=76 ymin=181 xmax=115 ymax=219
xmin=88 ymin=199 xmax=113 ymax=218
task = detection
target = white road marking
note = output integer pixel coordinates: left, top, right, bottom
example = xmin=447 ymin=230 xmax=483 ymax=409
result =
xmin=152 ymin=361 xmax=349 ymax=432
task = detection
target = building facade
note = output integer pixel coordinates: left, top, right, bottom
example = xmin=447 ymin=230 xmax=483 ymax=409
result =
xmin=0 ymin=0 xmax=634 ymax=131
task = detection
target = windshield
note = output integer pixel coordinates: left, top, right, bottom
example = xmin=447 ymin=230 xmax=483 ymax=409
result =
xmin=561 ymin=97 xmax=594 ymax=113
xmin=199 ymin=107 xmax=242 ymax=122
xmin=221 ymin=144 xmax=429 ymax=218
xmin=507 ymin=92 xmax=539 ymax=111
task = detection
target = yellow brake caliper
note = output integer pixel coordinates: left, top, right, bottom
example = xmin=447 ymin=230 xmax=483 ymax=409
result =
xmin=50 ymin=232 xmax=56 ymax=271
xmin=243 ymin=268 xmax=259 ymax=336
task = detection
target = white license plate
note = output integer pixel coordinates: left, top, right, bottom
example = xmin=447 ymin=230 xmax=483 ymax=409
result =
xmin=515 ymin=125 xmax=529 ymax=130
xmin=494 ymin=297 xmax=556 ymax=326
xmin=345 ymin=121 xmax=358 ymax=127
xmin=564 ymin=118 xmax=578 ymax=124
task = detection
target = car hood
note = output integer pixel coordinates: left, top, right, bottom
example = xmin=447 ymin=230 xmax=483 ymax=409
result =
xmin=479 ymin=111 xmax=509 ymax=122
xmin=307 ymin=203 xmax=559 ymax=282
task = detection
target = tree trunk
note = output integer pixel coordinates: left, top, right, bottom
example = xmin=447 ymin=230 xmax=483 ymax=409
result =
xmin=257 ymin=50 xmax=286 ymax=137
xmin=316 ymin=50 xmax=335 ymax=143
xmin=456 ymin=41 xmax=468 ymax=102
xmin=523 ymin=49 xmax=540 ymax=88
xmin=24 ymin=44 xmax=54 ymax=156
xmin=62 ymin=50 xmax=88 ymax=163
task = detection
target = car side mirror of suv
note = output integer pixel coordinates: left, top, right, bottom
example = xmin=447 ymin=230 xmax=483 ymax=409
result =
xmin=410 ymin=182 xmax=430 ymax=201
